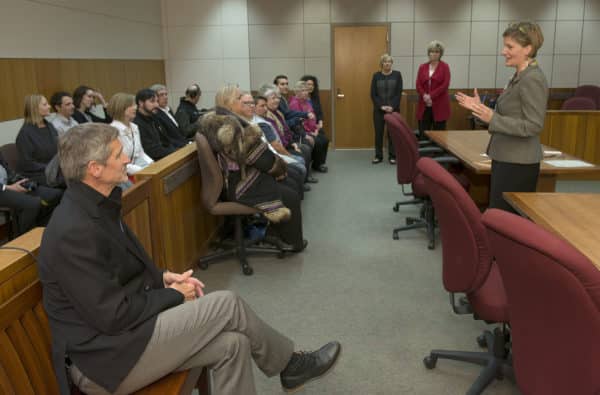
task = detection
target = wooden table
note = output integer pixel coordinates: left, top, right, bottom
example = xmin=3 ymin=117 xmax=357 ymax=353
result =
xmin=426 ymin=130 xmax=600 ymax=206
xmin=503 ymin=192 xmax=600 ymax=270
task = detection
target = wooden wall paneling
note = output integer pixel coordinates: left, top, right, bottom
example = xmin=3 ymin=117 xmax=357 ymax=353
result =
xmin=0 ymin=58 xmax=165 ymax=122
xmin=583 ymin=112 xmax=600 ymax=165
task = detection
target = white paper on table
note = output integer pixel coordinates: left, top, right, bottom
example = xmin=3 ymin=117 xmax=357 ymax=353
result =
xmin=543 ymin=150 xmax=562 ymax=157
xmin=544 ymin=159 xmax=594 ymax=168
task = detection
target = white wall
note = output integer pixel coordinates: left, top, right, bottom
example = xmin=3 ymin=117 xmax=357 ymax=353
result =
xmin=161 ymin=0 xmax=600 ymax=94
xmin=161 ymin=0 xmax=250 ymax=110
xmin=0 ymin=0 xmax=163 ymax=145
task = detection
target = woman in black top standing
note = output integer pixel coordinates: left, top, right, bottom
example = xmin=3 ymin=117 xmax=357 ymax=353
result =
xmin=300 ymin=74 xmax=330 ymax=172
xmin=370 ymin=53 xmax=403 ymax=164
xmin=72 ymin=85 xmax=112 ymax=124
xmin=16 ymin=94 xmax=59 ymax=185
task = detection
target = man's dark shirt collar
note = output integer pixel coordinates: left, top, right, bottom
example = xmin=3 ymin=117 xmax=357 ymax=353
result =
xmin=67 ymin=181 xmax=122 ymax=219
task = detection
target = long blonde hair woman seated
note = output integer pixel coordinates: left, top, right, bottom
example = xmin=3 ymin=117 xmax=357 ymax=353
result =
xmin=107 ymin=93 xmax=154 ymax=175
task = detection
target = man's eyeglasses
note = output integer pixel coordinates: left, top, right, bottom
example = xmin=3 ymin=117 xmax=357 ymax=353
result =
xmin=242 ymin=101 xmax=255 ymax=106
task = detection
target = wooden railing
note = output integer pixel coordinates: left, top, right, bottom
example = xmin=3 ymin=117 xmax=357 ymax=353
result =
xmin=134 ymin=144 xmax=219 ymax=273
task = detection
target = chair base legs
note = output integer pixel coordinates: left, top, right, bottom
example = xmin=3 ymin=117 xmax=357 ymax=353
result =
xmin=198 ymin=216 xmax=284 ymax=276
xmin=423 ymin=328 xmax=512 ymax=395
xmin=392 ymin=200 xmax=436 ymax=249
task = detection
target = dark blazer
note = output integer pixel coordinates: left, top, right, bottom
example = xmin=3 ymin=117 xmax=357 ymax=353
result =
xmin=174 ymin=98 xmax=202 ymax=138
xmin=487 ymin=63 xmax=549 ymax=164
xmin=155 ymin=108 xmax=187 ymax=148
xmin=134 ymin=110 xmax=177 ymax=160
xmin=38 ymin=182 xmax=183 ymax=394
xmin=370 ymin=70 xmax=403 ymax=111
xmin=15 ymin=121 xmax=59 ymax=184
xmin=416 ymin=60 xmax=451 ymax=122
xmin=72 ymin=108 xmax=112 ymax=124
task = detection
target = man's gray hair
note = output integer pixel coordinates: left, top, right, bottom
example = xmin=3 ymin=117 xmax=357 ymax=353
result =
xmin=149 ymin=83 xmax=167 ymax=93
xmin=258 ymin=83 xmax=279 ymax=99
xmin=59 ymin=123 xmax=119 ymax=185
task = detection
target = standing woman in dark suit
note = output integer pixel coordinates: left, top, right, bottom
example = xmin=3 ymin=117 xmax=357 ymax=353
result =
xmin=416 ymin=40 xmax=451 ymax=138
xmin=370 ymin=54 xmax=403 ymax=164
xmin=456 ymin=22 xmax=548 ymax=212
xmin=16 ymin=94 xmax=59 ymax=185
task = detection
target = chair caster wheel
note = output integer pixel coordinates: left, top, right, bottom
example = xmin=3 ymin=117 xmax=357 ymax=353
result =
xmin=423 ymin=356 xmax=437 ymax=369
xmin=242 ymin=265 xmax=253 ymax=276
xmin=393 ymin=205 xmax=399 ymax=212
xmin=427 ymin=241 xmax=435 ymax=250
xmin=198 ymin=262 xmax=209 ymax=270
xmin=393 ymin=233 xmax=399 ymax=240
xmin=277 ymin=251 xmax=285 ymax=259
xmin=406 ymin=218 xmax=415 ymax=225
xmin=477 ymin=333 xmax=487 ymax=348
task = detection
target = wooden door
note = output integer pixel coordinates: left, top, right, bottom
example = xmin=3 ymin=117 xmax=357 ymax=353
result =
xmin=333 ymin=25 xmax=389 ymax=148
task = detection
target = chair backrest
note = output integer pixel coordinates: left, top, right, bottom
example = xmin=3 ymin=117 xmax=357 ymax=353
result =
xmin=0 ymin=143 xmax=19 ymax=171
xmin=417 ymin=157 xmax=491 ymax=293
xmin=574 ymin=84 xmax=600 ymax=108
xmin=482 ymin=208 xmax=600 ymax=395
xmin=561 ymin=96 xmax=597 ymax=110
xmin=391 ymin=112 xmax=419 ymax=146
xmin=0 ymin=280 xmax=61 ymax=394
xmin=195 ymin=132 xmax=223 ymax=212
xmin=385 ymin=113 xmax=419 ymax=184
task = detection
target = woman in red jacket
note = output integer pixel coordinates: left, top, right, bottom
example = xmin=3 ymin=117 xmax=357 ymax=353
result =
xmin=416 ymin=41 xmax=451 ymax=138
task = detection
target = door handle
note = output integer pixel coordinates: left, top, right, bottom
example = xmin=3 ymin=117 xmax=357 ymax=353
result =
xmin=336 ymin=88 xmax=345 ymax=99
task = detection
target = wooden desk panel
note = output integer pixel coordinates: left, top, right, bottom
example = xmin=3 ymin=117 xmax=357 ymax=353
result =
xmin=426 ymin=130 xmax=600 ymax=206
xmin=0 ymin=228 xmax=43 ymax=305
xmin=135 ymin=144 xmax=219 ymax=273
xmin=504 ymin=192 xmax=600 ymax=269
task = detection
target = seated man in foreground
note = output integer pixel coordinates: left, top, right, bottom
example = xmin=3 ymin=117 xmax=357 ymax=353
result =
xmin=38 ymin=123 xmax=341 ymax=395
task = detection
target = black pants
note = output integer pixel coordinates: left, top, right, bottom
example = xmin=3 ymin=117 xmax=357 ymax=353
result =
xmin=418 ymin=107 xmax=446 ymax=140
xmin=0 ymin=186 xmax=63 ymax=235
xmin=490 ymin=160 xmax=540 ymax=213
xmin=281 ymin=165 xmax=304 ymax=199
xmin=373 ymin=109 xmax=395 ymax=160
xmin=311 ymin=131 xmax=329 ymax=169
xmin=271 ymin=183 xmax=303 ymax=250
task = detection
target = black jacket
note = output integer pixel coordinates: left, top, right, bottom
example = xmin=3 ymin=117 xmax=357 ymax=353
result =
xmin=154 ymin=108 xmax=187 ymax=148
xmin=134 ymin=110 xmax=177 ymax=160
xmin=72 ymin=108 xmax=112 ymax=124
xmin=15 ymin=121 xmax=59 ymax=184
xmin=38 ymin=182 xmax=183 ymax=394
xmin=0 ymin=152 xmax=16 ymax=190
xmin=175 ymin=98 xmax=202 ymax=138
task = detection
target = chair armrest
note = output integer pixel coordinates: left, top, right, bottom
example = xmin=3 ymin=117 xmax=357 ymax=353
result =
xmin=433 ymin=156 xmax=460 ymax=165
xmin=418 ymin=146 xmax=445 ymax=155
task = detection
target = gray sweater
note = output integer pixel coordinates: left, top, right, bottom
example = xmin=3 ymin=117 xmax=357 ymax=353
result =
xmin=487 ymin=63 xmax=549 ymax=164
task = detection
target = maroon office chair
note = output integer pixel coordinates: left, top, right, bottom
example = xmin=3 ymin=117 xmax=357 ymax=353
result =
xmin=417 ymin=157 xmax=510 ymax=395
xmin=482 ymin=208 xmax=600 ymax=395
xmin=561 ymin=96 xmax=596 ymax=110
xmin=386 ymin=113 xmax=436 ymax=249
xmin=574 ymin=84 xmax=600 ymax=109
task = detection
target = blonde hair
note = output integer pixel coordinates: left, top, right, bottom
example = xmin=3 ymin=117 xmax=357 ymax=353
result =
xmin=503 ymin=22 xmax=544 ymax=58
xmin=380 ymin=53 xmax=393 ymax=67
xmin=427 ymin=40 xmax=445 ymax=57
xmin=107 ymin=93 xmax=135 ymax=123
xmin=294 ymin=81 xmax=307 ymax=91
xmin=215 ymin=84 xmax=240 ymax=110
xmin=23 ymin=94 xmax=46 ymax=126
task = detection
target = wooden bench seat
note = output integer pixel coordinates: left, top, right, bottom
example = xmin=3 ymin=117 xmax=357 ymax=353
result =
xmin=0 ymin=280 xmax=209 ymax=395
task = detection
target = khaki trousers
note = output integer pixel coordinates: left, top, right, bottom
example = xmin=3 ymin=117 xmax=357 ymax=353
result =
xmin=71 ymin=290 xmax=294 ymax=395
